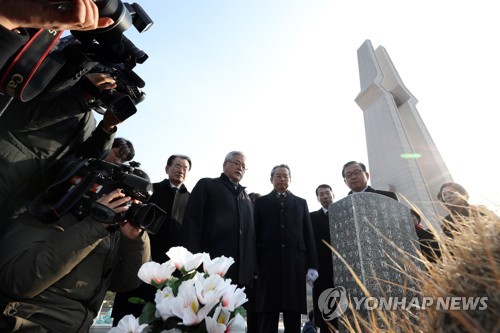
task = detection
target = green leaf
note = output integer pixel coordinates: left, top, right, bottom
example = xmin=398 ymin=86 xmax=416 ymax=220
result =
xmin=233 ymin=306 xmax=247 ymax=318
xmin=138 ymin=302 xmax=157 ymax=325
xmin=127 ymin=296 xmax=146 ymax=305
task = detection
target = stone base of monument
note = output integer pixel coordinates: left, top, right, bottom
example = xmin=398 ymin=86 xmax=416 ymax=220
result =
xmin=328 ymin=193 xmax=423 ymax=332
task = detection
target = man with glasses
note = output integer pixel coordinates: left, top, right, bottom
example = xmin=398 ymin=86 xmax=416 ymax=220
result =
xmin=342 ymin=161 xmax=398 ymax=200
xmin=182 ymin=151 xmax=257 ymax=331
xmin=112 ymin=154 xmax=192 ymax=325
xmin=254 ymin=164 xmax=318 ymax=333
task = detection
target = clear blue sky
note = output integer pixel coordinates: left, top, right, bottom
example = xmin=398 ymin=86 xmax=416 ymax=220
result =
xmin=115 ymin=0 xmax=499 ymax=213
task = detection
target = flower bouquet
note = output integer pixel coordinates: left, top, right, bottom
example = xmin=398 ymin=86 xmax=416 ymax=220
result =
xmin=109 ymin=247 xmax=247 ymax=333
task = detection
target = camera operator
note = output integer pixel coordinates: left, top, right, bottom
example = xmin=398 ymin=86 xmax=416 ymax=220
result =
xmin=0 ymin=166 xmax=152 ymax=332
xmin=0 ymin=71 xmax=124 ymax=220
xmin=0 ymin=0 xmax=114 ymax=69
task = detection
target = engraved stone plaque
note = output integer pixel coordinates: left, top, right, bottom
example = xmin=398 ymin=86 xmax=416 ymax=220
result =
xmin=329 ymin=192 xmax=422 ymax=330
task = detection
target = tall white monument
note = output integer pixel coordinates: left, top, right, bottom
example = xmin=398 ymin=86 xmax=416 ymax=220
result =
xmin=355 ymin=39 xmax=452 ymax=228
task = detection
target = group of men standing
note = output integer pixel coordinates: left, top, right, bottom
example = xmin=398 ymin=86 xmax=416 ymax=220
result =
xmin=112 ymin=152 xmax=397 ymax=333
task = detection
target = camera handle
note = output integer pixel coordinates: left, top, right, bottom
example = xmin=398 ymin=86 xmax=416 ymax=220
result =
xmin=45 ymin=171 xmax=99 ymax=222
xmin=89 ymin=201 xmax=117 ymax=224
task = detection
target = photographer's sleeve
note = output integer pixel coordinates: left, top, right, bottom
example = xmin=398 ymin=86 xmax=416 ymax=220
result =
xmin=75 ymin=118 xmax=116 ymax=159
xmin=0 ymin=26 xmax=29 ymax=70
xmin=109 ymin=231 xmax=151 ymax=292
xmin=0 ymin=215 xmax=110 ymax=299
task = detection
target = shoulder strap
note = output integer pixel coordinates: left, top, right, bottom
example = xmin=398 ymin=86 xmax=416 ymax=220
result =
xmin=0 ymin=29 xmax=64 ymax=101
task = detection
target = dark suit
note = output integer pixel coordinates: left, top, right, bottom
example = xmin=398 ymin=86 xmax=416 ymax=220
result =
xmin=182 ymin=173 xmax=257 ymax=332
xmin=254 ymin=191 xmax=318 ymax=333
xmin=149 ymin=180 xmax=190 ymax=261
xmin=348 ymin=185 xmax=398 ymax=201
xmin=415 ymin=226 xmax=441 ymax=262
xmin=111 ymin=179 xmax=190 ymax=325
xmin=310 ymin=208 xmax=336 ymax=332
xmin=182 ymin=173 xmax=256 ymax=287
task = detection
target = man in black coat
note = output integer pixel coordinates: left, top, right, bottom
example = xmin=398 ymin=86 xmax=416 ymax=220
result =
xmin=342 ymin=161 xmax=398 ymax=200
xmin=182 ymin=151 xmax=256 ymax=331
xmin=309 ymin=184 xmax=337 ymax=333
xmin=182 ymin=151 xmax=255 ymax=286
xmin=112 ymin=154 xmax=192 ymax=325
xmin=254 ymin=164 xmax=318 ymax=333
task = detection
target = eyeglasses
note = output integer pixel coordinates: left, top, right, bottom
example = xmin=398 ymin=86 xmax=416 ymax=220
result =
xmin=227 ymin=160 xmax=247 ymax=171
xmin=273 ymin=174 xmax=290 ymax=180
xmin=171 ymin=164 xmax=189 ymax=171
xmin=344 ymin=169 xmax=364 ymax=179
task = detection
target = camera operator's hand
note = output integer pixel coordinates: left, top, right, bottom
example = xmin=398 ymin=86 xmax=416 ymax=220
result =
xmin=82 ymin=73 xmax=121 ymax=133
xmin=85 ymin=73 xmax=117 ymax=92
xmin=82 ymin=73 xmax=117 ymax=101
xmin=95 ymin=189 xmax=142 ymax=239
xmin=0 ymin=0 xmax=114 ymax=31
xmin=96 ymin=188 xmax=131 ymax=214
xmin=119 ymin=221 xmax=143 ymax=240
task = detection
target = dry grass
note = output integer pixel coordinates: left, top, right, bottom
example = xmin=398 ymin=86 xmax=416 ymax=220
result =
xmin=326 ymin=206 xmax=500 ymax=333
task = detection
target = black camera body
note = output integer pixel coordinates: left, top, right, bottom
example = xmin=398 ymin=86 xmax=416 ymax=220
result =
xmin=0 ymin=0 xmax=153 ymax=121
xmin=45 ymin=159 xmax=166 ymax=235
xmin=82 ymin=62 xmax=146 ymax=121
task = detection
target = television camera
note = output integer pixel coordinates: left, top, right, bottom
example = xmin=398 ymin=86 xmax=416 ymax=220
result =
xmin=42 ymin=158 xmax=166 ymax=235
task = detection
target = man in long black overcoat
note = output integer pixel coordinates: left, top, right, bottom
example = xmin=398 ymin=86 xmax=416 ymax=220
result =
xmin=182 ymin=151 xmax=257 ymax=332
xmin=310 ymin=184 xmax=337 ymax=332
xmin=182 ymin=151 xmax=255 ymax=286
xmin=254 ymin=164 xmax=318 ymax=333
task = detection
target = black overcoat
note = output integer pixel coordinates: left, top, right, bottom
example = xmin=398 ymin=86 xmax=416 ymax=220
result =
xmin=182 ymin=173 xmax=256 ymax=287
xmin=149 ymin=179 xmax=190 ymax=262
xmin=310 ymin=208 xmax=335 ymax=329
xmin=254 ymin=191 xmax=318 ymax=313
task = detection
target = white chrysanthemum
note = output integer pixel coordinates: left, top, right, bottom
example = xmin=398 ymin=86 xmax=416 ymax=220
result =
xmin=205 ymin=308 xmax=246 ymax=333
xmin=205 ymin=317 xmax=226 ymax=333
xmin=107 ymin=314 xmax=147 ymax=333
xmin=221 ymin=280 xmax=247 ymax=311
xmin=166 ymin=246 xmax=208 ymax=272
xmin=203 ymin=255 xmax=235 ymax=277
xmin=171 ymin=279 xmax=218 ymax=326
xmin=226 ymin=313 xmax=246 ymax=333
xmin=137 ymin=261 xmax=175 ymax=285
xmin=154 ymin=286 xmax=176 ymax=321
xmin=195 ymin=273 xmax=226 ymax=305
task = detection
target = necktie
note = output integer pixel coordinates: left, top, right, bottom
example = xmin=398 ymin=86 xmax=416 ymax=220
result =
xmin=172 ymin=187 xmax=179 ymax=192
xmin=325 ymin=210 xmax=328 ymax=216
xmin=279 ymin=193 xmax=285 ymax=206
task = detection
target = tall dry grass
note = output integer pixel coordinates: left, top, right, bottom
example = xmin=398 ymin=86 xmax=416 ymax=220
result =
xmin=326 ymin=207 xmax=500 ymax=333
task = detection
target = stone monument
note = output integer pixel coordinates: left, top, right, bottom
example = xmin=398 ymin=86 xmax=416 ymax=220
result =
xmin=355 ymin=40 xmax=453 ymax=230
xmin=329 ymin=192 xmax=422 ymax=330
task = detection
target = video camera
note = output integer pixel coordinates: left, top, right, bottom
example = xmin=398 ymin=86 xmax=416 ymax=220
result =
xmin=0 ymin=0 xmax=153 ymax=121
xmin=43 ymin=158 xmax=166 ymax=234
